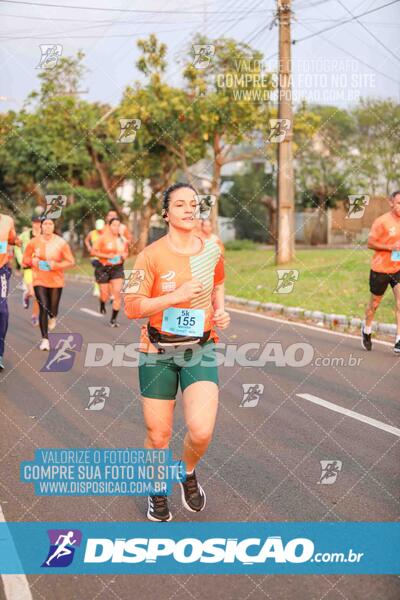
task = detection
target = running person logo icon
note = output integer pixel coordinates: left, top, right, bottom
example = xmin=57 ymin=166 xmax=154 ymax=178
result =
xmin=40 ymin=333 xmax=83 ymax=372
xmin=122 ymin=269 xmax=145 ymax=293
xmin=318 ymin=460 xmax=343 ymax=484
xmin=43 ymin=195 xmax=67 ymax=219
xmin=347 ymin=194 xmax=370 ymax=219
xmin=37 ymin=44 xmax=63 ymax=69
xmin=117 ymin=119 xmax=141 ymax=143
xmin=86 ymin=386 xmax=110 ymax=410
xmin=274 ymin=269 xmax=299 ymax=294
xmin=41 ymin=529 xmax=82 ymax=567
xmin=240 ymin=384 xmax=264 ymax=407
xmin=267 ymin=119 xmax=291 ymax=143
xmin=192 ymin=44 xmax=215 ymax=69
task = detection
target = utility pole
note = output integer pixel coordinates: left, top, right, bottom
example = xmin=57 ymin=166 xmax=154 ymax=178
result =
xmin=276 ymin=0 xmax=295 ymax=264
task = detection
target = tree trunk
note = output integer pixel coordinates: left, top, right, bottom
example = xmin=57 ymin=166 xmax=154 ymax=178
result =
xmin=135 ymin=203 xmax=155 ymax=253
xmin=261 ymin=195 xmax=278 ymax=243
xmin=86 ymin=141 xmax=123 ymax=217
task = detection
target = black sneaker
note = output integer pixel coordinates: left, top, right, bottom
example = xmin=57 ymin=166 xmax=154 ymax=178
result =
xmin=100 ymin=301 xmax=106 ymax=315
xmin=394 ymin=340 xmax=400 ymax=354
xmin=110 ymin=319 xmax=119 ymax=328
xmin=147 ymin=495 xmax=172 ymax=522
xmin=179 ymin=470 xmax=206 ymax=512
xmin=361 ymin=327 xmax=372 ymax=351
xmin=0 ymin=356 xmax=4 ymax=371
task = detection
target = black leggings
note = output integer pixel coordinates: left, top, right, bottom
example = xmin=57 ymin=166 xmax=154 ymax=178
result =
xmin=33 ymin=286 xmax=63 ymax=339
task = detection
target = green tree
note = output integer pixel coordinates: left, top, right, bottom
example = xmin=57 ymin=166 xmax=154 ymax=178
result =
xmin=183 ymin=34 xmax=274 ymax=231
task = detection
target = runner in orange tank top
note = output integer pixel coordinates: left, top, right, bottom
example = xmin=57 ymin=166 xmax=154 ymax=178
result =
xmin=22 ymin=218 xmax=75 ymax=351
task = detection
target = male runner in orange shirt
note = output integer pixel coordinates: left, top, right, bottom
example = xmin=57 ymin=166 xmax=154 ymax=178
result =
xmin=362 ymin=191 xmax=400 ymax=353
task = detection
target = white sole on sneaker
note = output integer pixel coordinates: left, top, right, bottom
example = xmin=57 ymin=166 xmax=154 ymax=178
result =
xmin=146 ymin=509 xmax=172 ymax=522
xmin=179 ymin=481 xmax=206 ymax=513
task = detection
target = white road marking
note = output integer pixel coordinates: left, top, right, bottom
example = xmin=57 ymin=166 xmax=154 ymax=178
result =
xmin=80 ymin=308 xmax=102 ymax=318
xmin=227 ymin=307 xmax=393 ymax=347
xmin=0 ymin=504 xmax=33 ymax=600
xmin=297 ymin=393 xmax=400 ymax=437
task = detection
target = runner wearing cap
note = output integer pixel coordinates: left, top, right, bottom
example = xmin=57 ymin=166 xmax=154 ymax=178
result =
xmin=22 ymin=218 xmax=75 ymax=351
xmin=362 ymin=191 xmax=400 ymax=353
xmin=124 ymin=183 xmax=230 ymax=521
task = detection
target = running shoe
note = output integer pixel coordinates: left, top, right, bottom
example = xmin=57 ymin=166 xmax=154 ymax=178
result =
xmin=48 ymin=317 xmax=57 ymax=331
xmin=0 ymin=356 xmax=4 ymax=371
xmin=147 ymin=495 xmax=172 ymax=522
xmin=31 ymin=316 xmax=39 ymax=327
xmin=110 ymin=319 xmax=119 ymax=328
xmin=361 ymin=327 xmax=372 ymax=351
xmin=179 ymin=470 xmax=206 ymax=512
xmin=39 ymin=338 xmax=50 ymax=351
xmin=22 ymin=292 xmax=30 ymax=309
xmin=394 ymin=340 xmax=400 ymax=354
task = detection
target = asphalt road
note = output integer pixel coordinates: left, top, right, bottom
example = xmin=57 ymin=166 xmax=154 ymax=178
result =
xmin=0 ymin=277 xmax=399 ymax=600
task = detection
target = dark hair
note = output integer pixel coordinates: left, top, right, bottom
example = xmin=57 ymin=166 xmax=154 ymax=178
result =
xmin=108 ymin=217 xmax=120 ymax=225
xmin=391 ymin=190 xmax=400 ymax=199
xmin=162 ymin=182 xmax=197 ymax=219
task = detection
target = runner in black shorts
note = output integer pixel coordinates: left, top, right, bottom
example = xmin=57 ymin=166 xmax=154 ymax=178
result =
xmin=362 ymin=191 xmax=400 ymax=353
xmin=91 ymin=217 xmax=128 ymax=327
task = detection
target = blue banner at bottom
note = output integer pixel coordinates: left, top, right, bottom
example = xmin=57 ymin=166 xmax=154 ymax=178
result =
xmin=0 ymin=522 xmax=398 ymax=574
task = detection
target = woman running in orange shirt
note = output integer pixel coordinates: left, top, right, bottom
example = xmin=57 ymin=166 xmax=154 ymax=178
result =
xmin=91 ymin=217 xmax=129 ymax=327
xmin=22 ymin=218 xmax=75 ymax=350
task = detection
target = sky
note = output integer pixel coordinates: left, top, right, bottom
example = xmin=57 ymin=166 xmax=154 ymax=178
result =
xmin=0 ymin=0 xmax=399 ymax=111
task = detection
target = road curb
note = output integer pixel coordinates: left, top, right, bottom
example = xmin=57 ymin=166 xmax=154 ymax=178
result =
xmin=67 ymin=276 xmax=397 ymax=337
xmin=225 ymin=295 xmax=397 ymax=336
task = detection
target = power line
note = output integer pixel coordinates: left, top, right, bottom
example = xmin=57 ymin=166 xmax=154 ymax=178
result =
xmin=293 ymin=0 xmax=400 ymax=44
xmin=0 ymin=0 xmax=272 ymax=14
xmin=336 ymin=0 xmax=400 ymax=65
xmin=0 ymin=11 xmax=262 ymax=26
xmin=295 ymin=20 xmax=400 ymax=85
